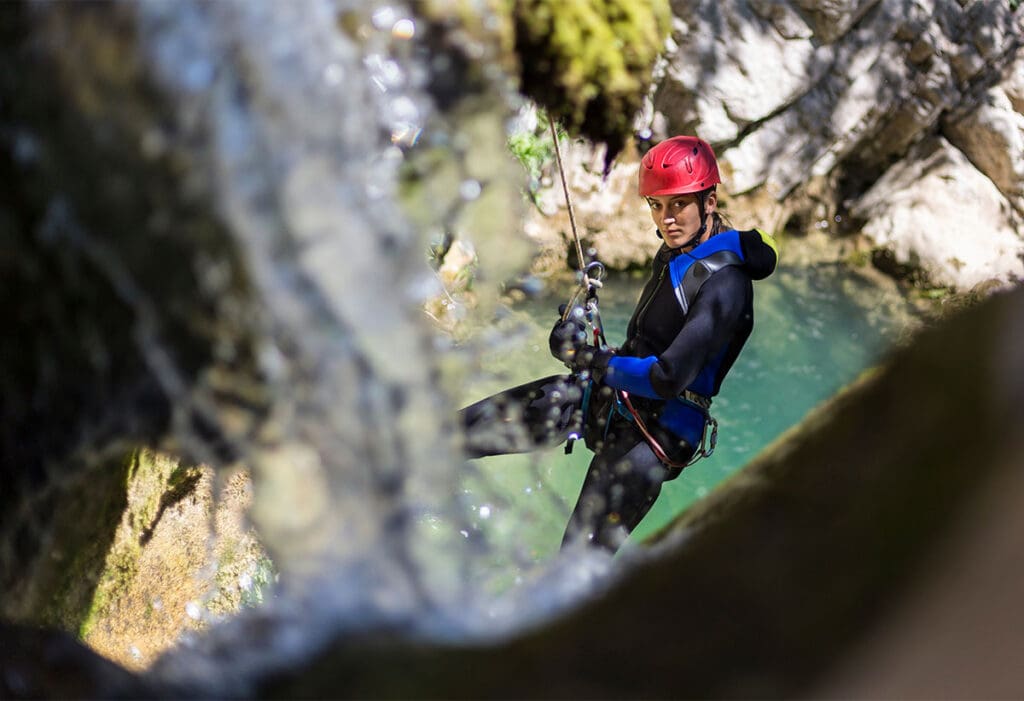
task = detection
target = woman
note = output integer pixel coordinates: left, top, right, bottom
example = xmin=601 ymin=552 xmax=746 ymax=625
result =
xmin=461 ymin=136 xmax=778 ymax=553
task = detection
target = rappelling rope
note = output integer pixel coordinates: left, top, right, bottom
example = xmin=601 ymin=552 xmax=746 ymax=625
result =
xmin=548 ymin=118 xmax=605 ymax=330
xmin=549 ymin=118 xmax=586 ymax=283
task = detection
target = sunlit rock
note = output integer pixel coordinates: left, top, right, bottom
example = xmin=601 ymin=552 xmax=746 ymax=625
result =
xmin=524 ymin=138 xmax=655 ymax=272
xmin=656 ymin=0 xmax=828 ymax=145
xmin=944 ymin=81 xmax=1024 ymax=220
xmin=851 ymin=136 xmax=1024 ymax=290
xmin=645 ymin=0 xmax=1023 ymax=288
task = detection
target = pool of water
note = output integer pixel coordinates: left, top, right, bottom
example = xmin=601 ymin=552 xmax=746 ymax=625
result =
xmin=455 ymin=262 xmax=919 ymax=591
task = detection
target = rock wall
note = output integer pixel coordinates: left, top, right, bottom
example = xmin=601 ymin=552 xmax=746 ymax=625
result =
xmin=526 ymin=0 xmax=1024 ymax=291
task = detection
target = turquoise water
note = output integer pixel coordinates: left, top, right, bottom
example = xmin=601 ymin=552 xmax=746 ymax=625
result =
xmin=457 ymin=263 xmax=918 ymax=588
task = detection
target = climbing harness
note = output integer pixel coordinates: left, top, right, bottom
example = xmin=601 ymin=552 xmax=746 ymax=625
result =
xmin=617 ymin=391 xmax=718 ymax=469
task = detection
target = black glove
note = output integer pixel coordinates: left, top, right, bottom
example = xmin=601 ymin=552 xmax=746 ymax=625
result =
xmin=549 ymin=309 xmax=589 ymax=364
xmin=574 ymin=346 xmax=614 ymax=383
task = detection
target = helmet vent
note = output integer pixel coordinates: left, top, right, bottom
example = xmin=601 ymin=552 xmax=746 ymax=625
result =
xmin=637 ymin=135 xmax=721 ymax=197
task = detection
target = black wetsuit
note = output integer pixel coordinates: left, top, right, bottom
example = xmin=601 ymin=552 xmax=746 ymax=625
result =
xmin=461 ymin=229 xmax=777 ymax=552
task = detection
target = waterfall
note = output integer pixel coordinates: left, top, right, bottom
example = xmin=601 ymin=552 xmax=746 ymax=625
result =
xmin=85 ymin=1 xmax=606 ymax=693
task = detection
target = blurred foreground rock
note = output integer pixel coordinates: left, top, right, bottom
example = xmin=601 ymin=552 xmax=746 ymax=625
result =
xmin=245 ymin=286 xmax=1024 ymax=699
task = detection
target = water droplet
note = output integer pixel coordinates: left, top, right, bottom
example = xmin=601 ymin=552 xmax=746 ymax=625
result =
xmin=389 ymin=95 xmax=419 ymax=123
xmin=391 ymin=124 xmax=422 ymax=147
xmin=371 ymin=6 xmax=398 ymax=30
xmin=392 ymin=18 xmax=415 ymax=39
xmin=459 ymin=179 xmax=482 ymax=201
xmin=479 ymin=505 xmax=492 ymax=519
xmin=185 ymin=601 xmax=202 ymax=620
xmin=323 ymin=63 xmax=344 ymax=86
xmin=182 ymin=60 xmax=215 ymax=91
xmin=13 ymin=132 xmax=39 ymax=164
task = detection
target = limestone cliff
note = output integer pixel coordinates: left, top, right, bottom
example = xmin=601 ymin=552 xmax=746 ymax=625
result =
xmin=525 ymin=0 xmax=1024 ymax=291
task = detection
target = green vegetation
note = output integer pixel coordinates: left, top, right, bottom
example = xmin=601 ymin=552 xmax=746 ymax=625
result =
xmin=80 ymin=547 xmax=140 ymax=639
xmin=843 ymin=248 xmax=872 ymax=268
xmin=506 ymin=109 xmax=567 ymax=204
xmin=507 ymin=115 xmax=556 ymax=183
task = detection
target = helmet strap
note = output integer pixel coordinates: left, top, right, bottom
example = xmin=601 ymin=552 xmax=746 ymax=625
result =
xmin=676 ymin=190 xmax=708 ymax=251
xmin=656 ymin=188 xmax=716 ymax=250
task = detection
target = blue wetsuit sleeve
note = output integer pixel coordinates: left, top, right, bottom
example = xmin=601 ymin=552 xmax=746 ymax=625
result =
xmin=606 ymin=267 xmax=752 ymax=400
xmin=604 ymin=355 xmax=658 ymax=396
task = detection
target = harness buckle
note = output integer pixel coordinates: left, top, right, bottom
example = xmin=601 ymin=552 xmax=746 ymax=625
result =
xmin=680 ymin=390 xmax=712 ymax=410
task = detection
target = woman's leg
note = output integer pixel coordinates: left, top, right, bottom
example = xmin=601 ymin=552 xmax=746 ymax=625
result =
xmin=460 ymin=374 xmax=584 ymax=458
xmin=561 ymin=421 xmax=692 ymax=553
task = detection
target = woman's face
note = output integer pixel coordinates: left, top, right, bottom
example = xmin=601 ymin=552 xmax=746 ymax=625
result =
xmin=646 ymin=191 xmax=716 ymax=249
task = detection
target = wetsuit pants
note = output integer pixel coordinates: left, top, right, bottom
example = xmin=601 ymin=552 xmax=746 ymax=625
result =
xmin=460 ymin=376 xmax=693 ymax=552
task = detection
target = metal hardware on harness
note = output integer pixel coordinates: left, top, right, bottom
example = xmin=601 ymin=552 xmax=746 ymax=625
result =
xmin=562 ymin=261 xmax=608 ymax=348
xmin=562 ymin=261 xmax=606 ymax=320
xmin=679 ymin=390 xmax=712 ymax=411
xmin=564 ymin=377 xmax=594 ymax=455
xmin=617 ymin=390 xmax=719 ymax=470
xmin=690 ymin=415 xmax=718 ymax=465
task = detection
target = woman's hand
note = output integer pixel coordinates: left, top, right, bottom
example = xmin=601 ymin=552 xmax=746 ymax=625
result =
xmin=549 ymin=313 xmax=589 ymax=364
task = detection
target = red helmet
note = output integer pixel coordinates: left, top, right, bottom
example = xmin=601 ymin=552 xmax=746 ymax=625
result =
xmin=638 ymin=136 xmax=721 ymax=196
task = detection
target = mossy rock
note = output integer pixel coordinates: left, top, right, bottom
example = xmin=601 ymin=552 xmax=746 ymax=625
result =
xmin=3 ymin=452 xmax=135 ymax=634
xmin=513 ymin=0 xmax=671 ymax=161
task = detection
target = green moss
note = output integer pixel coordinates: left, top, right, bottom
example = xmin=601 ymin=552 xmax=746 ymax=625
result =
xmin=25 ymin=452 xmax=134 ymax=633
xmin=916 ymin=287 xmax=952 ymax=300
xmin=77 ymin=449 xmax=203 ymax=637
xmin=513 ymin=0 xmax=671 ymax=159
xmin=80 ymin=547 xmax=140 ymax=639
